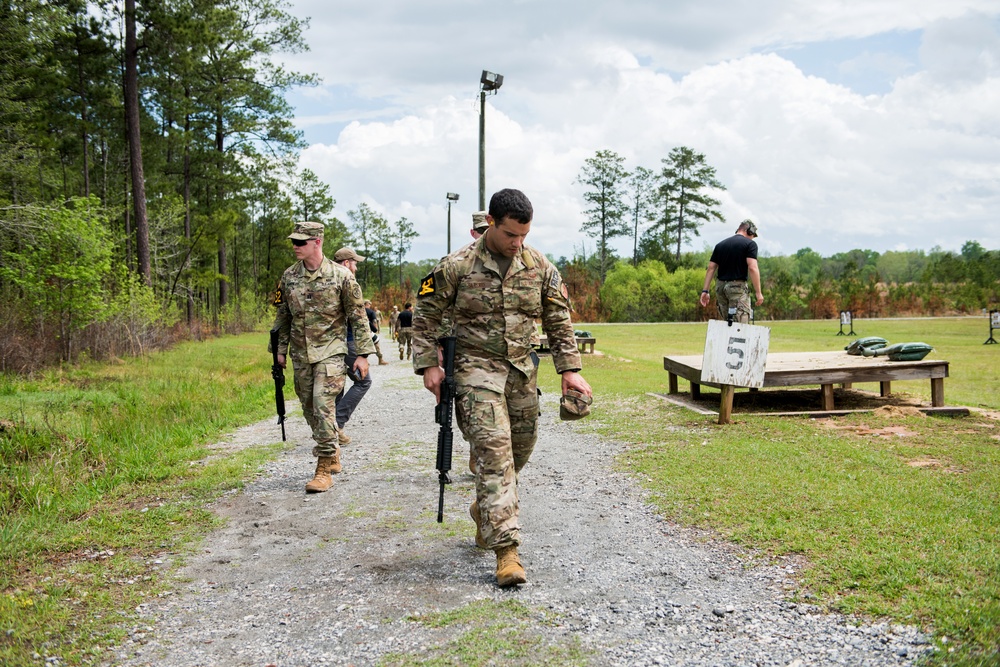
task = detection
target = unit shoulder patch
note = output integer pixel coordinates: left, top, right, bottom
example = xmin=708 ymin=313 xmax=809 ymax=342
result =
xmin=272 ymin=281 xmax=283 ymax=306
xmin=418 ymin=272 xmax=436 ymax=297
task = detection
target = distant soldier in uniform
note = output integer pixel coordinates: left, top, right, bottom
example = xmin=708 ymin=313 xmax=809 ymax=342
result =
xmin=397 ymin=303 xmax=413 ymax=360
xmin=412 ymin=188 xmax=592 ymax=587
xmin=271 ymin=224 xmax=375 ymax=493
xmin=699 ymin=220 xmax=764 ymax=323
xmin=364 ymin=300 xmax=389 ymax=365
xmin=470 ymin=210 xmax=489 ymax=240
xmin=389 ymin=306 xmax=400 ymax=340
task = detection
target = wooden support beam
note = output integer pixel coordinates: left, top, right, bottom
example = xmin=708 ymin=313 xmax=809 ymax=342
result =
xmin=718 ymin=385 xmax=735 ymax=424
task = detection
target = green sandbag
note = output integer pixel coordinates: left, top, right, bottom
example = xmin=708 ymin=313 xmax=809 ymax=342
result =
xmin=845 ymin=336 xmax=888 ymax=355
xmin=861 ymin=342 xmax=933 ymax=361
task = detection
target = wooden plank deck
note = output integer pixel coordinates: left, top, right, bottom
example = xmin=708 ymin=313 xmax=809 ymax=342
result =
xmin=664 ymin=350 xmax=949 ymax=415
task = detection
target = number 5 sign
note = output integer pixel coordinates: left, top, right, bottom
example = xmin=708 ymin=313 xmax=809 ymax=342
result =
xmin=701 ymin=320 xmax=770 ymax=389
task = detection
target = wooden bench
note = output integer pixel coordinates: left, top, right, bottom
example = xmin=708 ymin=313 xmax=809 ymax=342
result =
xmin=664 ymin=350 xmax=949 ymax=420
xmin=536 ymin=336 xmax=596 ymax=354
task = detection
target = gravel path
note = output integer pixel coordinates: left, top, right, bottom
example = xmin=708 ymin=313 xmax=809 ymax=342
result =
xmin=107 ymin=359 xmax=933 ymax=666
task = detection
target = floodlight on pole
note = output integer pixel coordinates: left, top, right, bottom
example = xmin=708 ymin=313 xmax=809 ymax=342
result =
xmin=446 ymin=192 xmax=460 ymax=254
xmin=479 ymin=70 xmax=503 ymax=211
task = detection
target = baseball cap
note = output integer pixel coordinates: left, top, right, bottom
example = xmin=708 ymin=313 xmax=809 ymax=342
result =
xmin=334 ymin=247 xmax=366 ymax=262
xmin=742 ymin=220 xmax=759 ymax=237
xmin=559 ymin=389 xmax=593 ymax=421
xmin=288 ymin=221 xmax=325 ymax=240
xmin=472 ymin=211 xmax=489 ymax=233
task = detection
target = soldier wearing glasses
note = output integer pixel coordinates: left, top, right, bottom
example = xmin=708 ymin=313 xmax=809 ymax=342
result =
xmin=270 ymin=222 xmax=375 ymax=493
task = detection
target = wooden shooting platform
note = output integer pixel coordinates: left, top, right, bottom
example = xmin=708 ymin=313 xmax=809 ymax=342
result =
xmin=536 ymin=336 xmax=597 ymax=354
xmin=663 ymin=350 xmax=951 ymax=421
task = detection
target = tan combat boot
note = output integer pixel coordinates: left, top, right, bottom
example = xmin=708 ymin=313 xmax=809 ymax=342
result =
xmin=469 ymin=501 xmax=487 ymax=549
xmin=329 ymin=450 xmax=342 ymax=474
xmin=495 ymin=545 xmax=526 ymax=586
xmin=339 ymin=430 xmax=352 ymax=446
xmin=304 ymin=456 xmax=336 ymax=493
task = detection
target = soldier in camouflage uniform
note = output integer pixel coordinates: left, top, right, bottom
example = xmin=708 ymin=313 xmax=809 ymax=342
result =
xmin=271 ymin=222 xmax=375 ymax=493
xmin=412 ymin=188 xmax=592 ymax=587
xmin=699 ymin=220 xmax=764 ymax=323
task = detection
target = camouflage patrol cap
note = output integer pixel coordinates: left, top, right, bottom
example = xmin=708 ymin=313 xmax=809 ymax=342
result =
xmin=740 ymin=219 xmax=758 ymax=237
xmin=559 ymin=388 xmax=593 ymax=421
xmin=334 ymin=246 xmax=366 ymax=262
xmin=472 ymin=211 xmax=489 ymax=233
xmin=288 ymin=221 xmax=325 ymax=240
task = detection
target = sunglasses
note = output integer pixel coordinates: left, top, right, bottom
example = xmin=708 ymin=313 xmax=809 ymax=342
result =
xmin=291 ymin=238 xmax=311 ymax=247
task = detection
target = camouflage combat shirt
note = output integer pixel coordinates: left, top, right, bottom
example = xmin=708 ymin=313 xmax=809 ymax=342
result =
xmin=412 ymin=234 xmax=582 ymax=393
xmin=272 ymin=257 xmax=375 ymax=365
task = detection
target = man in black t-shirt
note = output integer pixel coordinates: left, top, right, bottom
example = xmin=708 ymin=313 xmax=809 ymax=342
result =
xmin=699 ymin=220 xmax=763 ymax=323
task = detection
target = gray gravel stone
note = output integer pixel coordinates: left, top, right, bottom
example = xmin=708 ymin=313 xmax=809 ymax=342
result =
xmin=105 ymin=359 xmax=935 ymax=666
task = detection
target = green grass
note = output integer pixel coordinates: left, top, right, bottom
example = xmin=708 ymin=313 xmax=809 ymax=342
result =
xmin=379 ymin=599 xmax=590 ymax=667
xmin=535 ymin=317 xmax=1000 ymax=666
xmin=0 ymin=333 xmax=281 ymax=666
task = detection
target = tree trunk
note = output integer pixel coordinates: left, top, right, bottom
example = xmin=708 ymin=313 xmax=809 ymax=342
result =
xmin=124 ymin=0 xmax=150 ymax=284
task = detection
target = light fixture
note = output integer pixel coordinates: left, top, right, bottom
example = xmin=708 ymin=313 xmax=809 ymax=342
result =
xmin=480 ymin=70 xmax=503 ymax=92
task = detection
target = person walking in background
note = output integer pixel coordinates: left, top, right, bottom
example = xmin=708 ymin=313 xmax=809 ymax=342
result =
xmin=364 ymin=299 xmax=389 ymax=366
xmin=699 ymin=219 xmax=763 ymax=323
xmin=330 ymin=247 xmax=378 ymax=447
xmin=271 ymin=225 xmax=374 ymax=494
xmin=397 ymin=302 xmax=413 ymax=360
xmin=411 ymin=188 xmax=592 ymax=587
xmin=389 ymin=305 xmax=400 ymax=340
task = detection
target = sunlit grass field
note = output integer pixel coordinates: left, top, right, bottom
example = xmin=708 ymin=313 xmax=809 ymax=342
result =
xmin=536 ymin=316 xmax=1000 ymax=666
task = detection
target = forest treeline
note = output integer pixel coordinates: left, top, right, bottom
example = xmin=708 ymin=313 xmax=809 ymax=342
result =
xmin=1 ymin=3 xmax=997 ymax=375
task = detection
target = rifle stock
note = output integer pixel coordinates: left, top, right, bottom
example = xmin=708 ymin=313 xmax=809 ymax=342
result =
xmin=269 ymin=328 xmax=287 ymax=442
xmin=435 ymin=336 xmax=457 ymax=523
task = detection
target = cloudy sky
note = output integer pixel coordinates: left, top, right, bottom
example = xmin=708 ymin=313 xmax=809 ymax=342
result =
xmin=281 ymin=0 xmax=1000 ymax=265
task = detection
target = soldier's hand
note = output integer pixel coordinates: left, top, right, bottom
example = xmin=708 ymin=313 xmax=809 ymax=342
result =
xmin=277 ymin=353 xmax=287 ymax=369
xmin=699 ymin=292 xmax=711 ymax=308
xmin=755 ymin=292 xmax=764 ymax=306
xmin=354 ymin=356 xmax=370 ymax=380
xmin=423 ymin=366 xmax=444 ymax=403
xmin=561 ymin=371 xmax=592 ymax=398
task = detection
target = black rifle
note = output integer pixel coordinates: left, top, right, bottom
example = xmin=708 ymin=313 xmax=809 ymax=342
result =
xmin=269 ymin=327 xmax=287 ymax=441
xmin=434 ymin=336 xmax=457 ymax=523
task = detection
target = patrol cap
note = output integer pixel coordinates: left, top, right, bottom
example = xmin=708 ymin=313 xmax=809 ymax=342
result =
xmin=740 ymin=219 xmax=758 ymax=237
xmin=559 ymin=388 xmax=593 ymax=421
xmin=288 ymin=221 xmax=325 ymax=240
xmin=472 ymin=211 xmax=489 ymax=233
xmin=334 ymin=246 xmax=366 ymax=262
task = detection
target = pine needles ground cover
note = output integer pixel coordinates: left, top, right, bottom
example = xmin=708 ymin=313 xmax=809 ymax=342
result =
xmin=535 ymin=317 xmax=999 ymax=666
xmin=0 ymin=333 xmax=281 ymax=666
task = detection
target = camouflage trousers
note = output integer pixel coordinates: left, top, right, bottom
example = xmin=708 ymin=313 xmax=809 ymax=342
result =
xmin=292 ymin=355 xmax=347 ymax=458
xmin=397 ymin=328 xmax=413 ymax=358
xmin=458 ymin=364 xmax=539 ymax=549
xmin=715 ymin=280 xmax=752 ymax=323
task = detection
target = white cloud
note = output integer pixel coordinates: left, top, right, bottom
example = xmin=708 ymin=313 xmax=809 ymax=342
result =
xmin=285 ymin=1 xmax=1000 ymax=263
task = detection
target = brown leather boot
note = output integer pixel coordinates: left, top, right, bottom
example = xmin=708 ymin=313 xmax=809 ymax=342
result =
xmin=329 ymin=450 xmax=342 ymax=474
xmin=304 ymin=456 xmax=336 ymax=493
xmin=495 ymin=545 xmax=526 ymax=586
xmin=338 ymin=430 xmax=352 ymax=446
xmin=469 ymin=501 xmax=487 ymax=549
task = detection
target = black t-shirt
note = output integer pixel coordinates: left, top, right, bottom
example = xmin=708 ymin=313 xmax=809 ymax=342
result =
xmin=710 ymin=234 xmax=758 ymax=281
xmin=365 ymin=307 xmax=379 ymax=333
xmin=397 ymin=309 xmax=413 ymax=328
